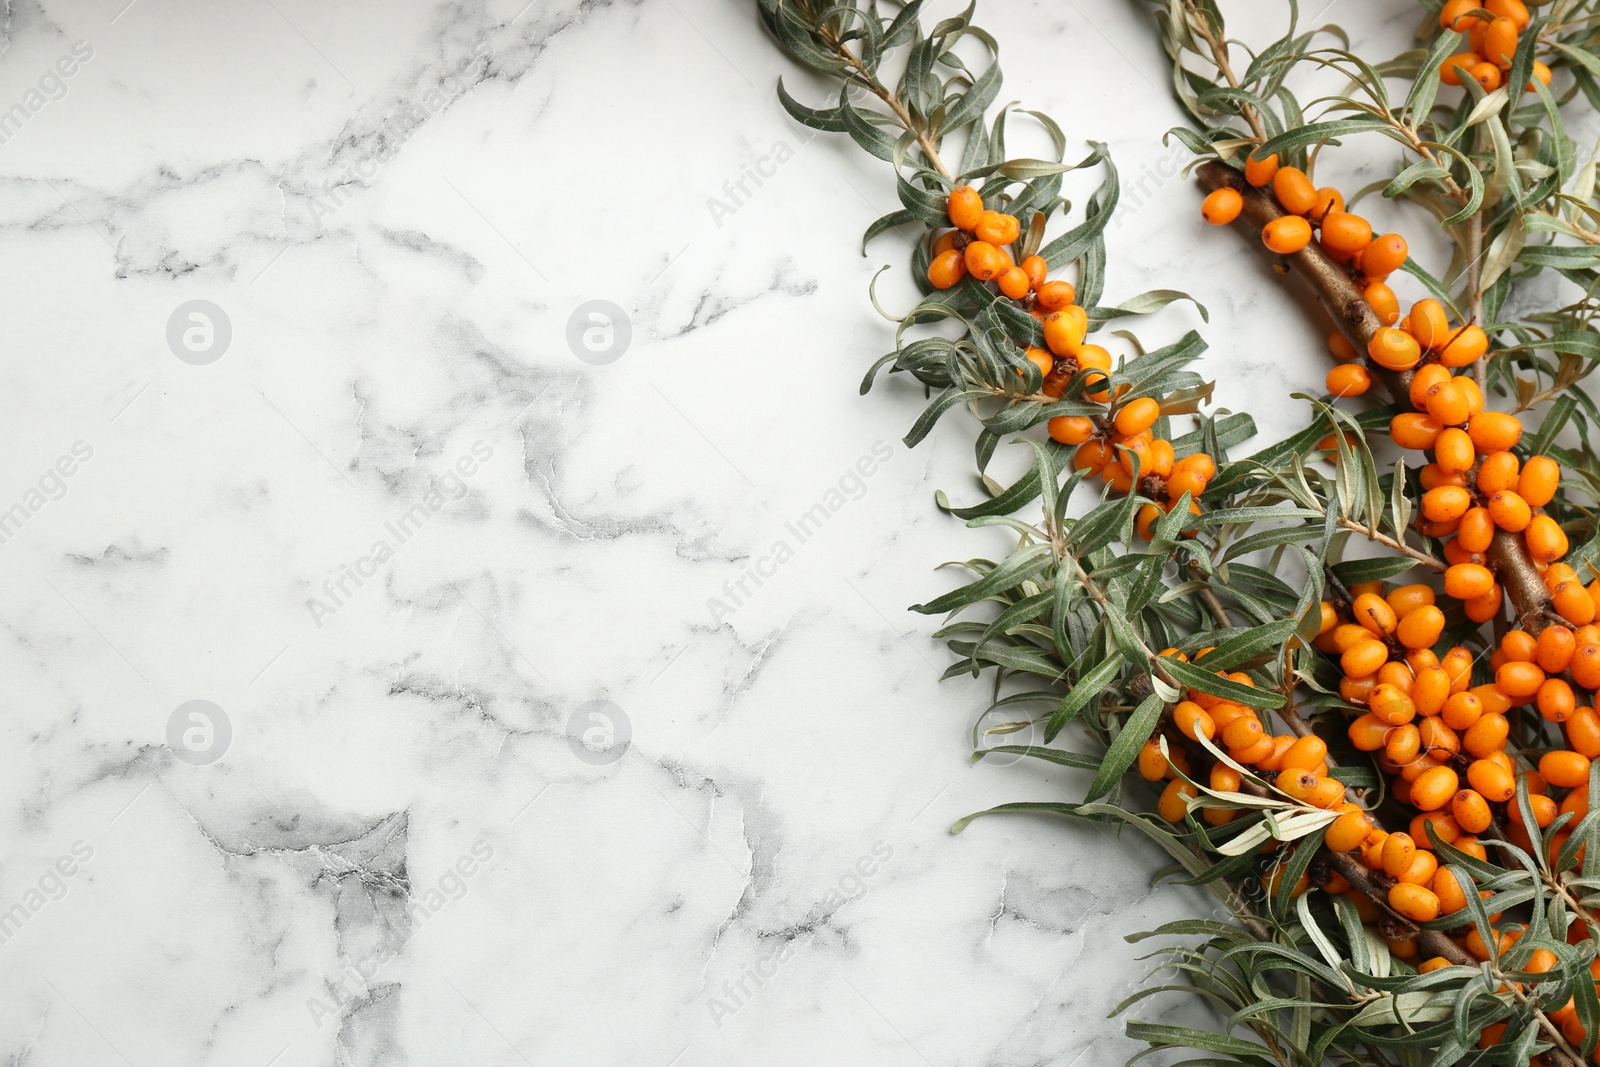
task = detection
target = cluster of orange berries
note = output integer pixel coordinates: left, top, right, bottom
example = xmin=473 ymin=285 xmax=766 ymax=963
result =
xmin=1332 ymin=296 xmax=1489 ymax=392
xmin=1386 ymin=380 xmax=1590 ymax=624
xmin=1314 ymin=584 xmax=1600 ymax=963
xmin=1199 ymin=156 xmax=1410 ymax=285
xmin=930 ymin=186 xmax=1219 ymax=538
xmin=1139 ymin=649 xmax=1343 ymax=824
xmin=1045 ymin=399 xmax=1217 ymax=538
xmin=1436 ymin=0 xmax=1552 ymax=94
xmin=929 ymin=186 xmax=1116 ymax=406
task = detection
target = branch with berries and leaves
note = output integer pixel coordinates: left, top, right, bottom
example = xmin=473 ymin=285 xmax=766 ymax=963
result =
xmin=761 ymin=0 xmax=1600 ymax=1063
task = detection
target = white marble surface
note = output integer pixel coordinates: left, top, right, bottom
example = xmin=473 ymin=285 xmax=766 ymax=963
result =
xmin=0 ymin=1 xmax=1422 ymax=1064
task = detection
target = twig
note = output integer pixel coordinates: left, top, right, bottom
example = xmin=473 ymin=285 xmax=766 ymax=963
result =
xmin=813 ymin=19 xmax=952 ymax=180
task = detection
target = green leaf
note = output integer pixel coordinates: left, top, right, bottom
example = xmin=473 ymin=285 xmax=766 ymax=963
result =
xmin=1159 ymin=654 xmax=1286 ymax=709
xmin=1254 ymin=117 xmax=1392 ymax=159
xmin=1193 ymin=619 xmax=1301 ymax=672
xmin=1085 ymin=692 xmax=1163 ymax=801
xmin=1331 ymin=556 xmax=1419 ymax=584
xmin=777 ymin=77 xmax=845 ymax=131
xmin=973 ymin=745 xmax=1100 ymax=771
xmin=912 ymin=544 xmax=1053 ymax=614
xmin=1044 ymin=653 xmax=1123 ymax=742
xmin=1123 ymin=1022 xmax=1273 ymax=1059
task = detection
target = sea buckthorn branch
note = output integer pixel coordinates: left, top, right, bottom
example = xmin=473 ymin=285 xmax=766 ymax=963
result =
xmin=762 ymin=2 xmax=1600 ymax=1064
xmin=761 ymin=1 xmax=1227 ymax=487
xmin=1192 ymin=157 xmax=1560 ymax=629
xmin=1147 ymin=2 xmax=1600 ymax=1061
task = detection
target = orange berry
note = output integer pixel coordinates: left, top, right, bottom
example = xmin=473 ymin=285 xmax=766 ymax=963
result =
xmin=1536 ymin=627 xmax=1576 ymax=676
xmin=1468 ymin=759 xmax=1515 ymax=802
xmin=1453 ymin=789 xmax=1493 ymax=834
xmin=1320 ymin=212 xmax=1372 ymax=254
xmin=928 ymin=249 xmax=966 ymax=289
xmin=1440 ymin=0 xmax=1480 ymax=29
xmin=947 ymin=186 xmax=984 ymax=230
xmin=1463 ymin=713 xmax=1510 ymax=759
xmin=1440 ymin=52 xmax=1479 ymax=86
xmin=1350 ymin=592 xmax=1395 ymax=636
xmin=1173 ymin=700 xmax=1215 ymax=741
xmin=964 ymin=240 xmax=1005 ymax=281
xmin=1412 ymin=765 xmax=1460 ymax=811
xmin=1444 ymin=563 xmax=1495 ymax=600
xmin=1463 ymin=584 xmax=1503 ymax=624
xmin=1397 ymin=605 xmax=1445 ymax=651
xmin=1410 ymin=365 xmax=1452 ymax=408
xmin=1113 ymin=397 xmax=1160 ymax=437
xmin=1467 ymin=61 xmax=1502 ymax=91
xmin=1136 ymin=739 xmax=1169 ymax=781
xmin=1020 ymin=255 xmax=1047 ymax=290
xmin=1359 ymin=234 xmax=1409 ymax=279
xmin=1496 ymin=660 xmax=1545 ymax=700
xmin=1348 ymin=712 xmax=1389 ymax=751
xmin=1419 ymin=718 xmax=1461 ymax=759
xmin=1047 ymin=415 xmax=1095 ymax=445
xmin=1271 ymin=166 xmax=1317 ymax=215
xmin=1368 ymin=327 xmax=1421 ymax=370
xmin=1075 ymin=344 xmax=1115 ymax=402
xmin=1519 ymin=456 xmax=1560 ymax=507
xmin=1411 ymin=302 xmax=1454 ymax=351
xmin=1280 ymin=739 xmax=1328 ymax=777
xmin=1389 ymin=881 xmax=1440 ymax=923
xmin=1541 ymin=749 xmax=1592 ymax=789
xmin=974 ymin=210 xmax=1020 ymax=246
xmin=1390 ymin=412 xmax=1443 ymax=450
xmin=1327 ymin=810 xmax=1373 ymax=853
xmin=1073 ymin=439 xmax=1114 ymax=473
xmin=1157 ymin=778 xmax=1196 ymax=822
xmin=1370 ymin=685 xmax=1417 ymax=728
xmin=1526 ymin=514 xmax=1569 ymax=563
xmin=1482 ymin=17 xmax=1518 ymax=67
xmin=1244 ymin=151 xmax=1279 ymax=187
xmin=996 ymin=266 xmax=1031 ymax=299
xmin=1572 ymin=645 xmax=1600 ymax=690
xmin=1308 ymin=187 xmax=1343 ymax=221
xmin=1568 ymin=706 xmax=1600 ymax=758
xmin=1468 ymin=411 xmax=1522 ymax=452
xmin=1441 ymin=691 xmax=1484 ymax=731
xmin=1528 ymin=60 xmax=1552 ymax=92
xmin=1364 ymin=281 xmax=1400 ymax=324
xmin=1510 ymin=792 xmax=1558 ymax=828
xmin=1201 ymin=187 xmax=1243 ymax=225
xmin=1326 ymin=363 xmax=1371 ymax=397
xmin=1021 ymin=346 xmax=1054 ymax=380
xmin=1413 ymin=667 xmax=1452 ymax=717
xmin=1488 ymin=0 xmax=1529 ymax=29
xmin=1263 ymin=215 xmax=1312 ymax=254
xmin=1422 ymin=485 xmax=1472 ymax=523
xmin=1381 ymin=833 xmax=1417 ymax=878
xmin=1477 ymin=450 xmax=1520 ymax=495
xmin=1424 ymin=384 xmax=1471 ymax=430
xmin=1342 ymin=638 xmax=1390 ymax=679
xmin=1486 ymin=490 xmax=1532 ymax=532
xmin=1420 ymin=463 xmax=1466 ymax=491
xmin=1327 ymin=330 xmax=1360 ymax=362
xmin=1035 ymin=279 xmax=1076 ymax=311
xmin=1042 ymin=309 xmax=1086 ymax=357
xmin=1457 ymin=507 xmax=1494 ymax=553
xmin=1437 ymin=325 xmax=1488 ymax=368
xmin=1554 ymin=581 xmax=1597 ymax=626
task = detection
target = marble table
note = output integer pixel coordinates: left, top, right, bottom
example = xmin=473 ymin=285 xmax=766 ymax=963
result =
xmin=0 ymin=0 xmax=1430 ymax=1063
